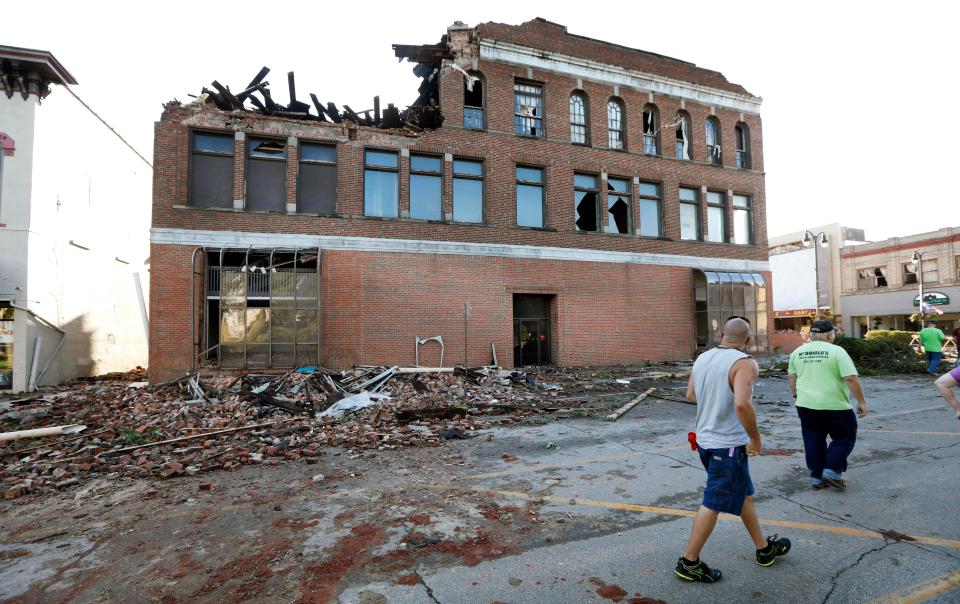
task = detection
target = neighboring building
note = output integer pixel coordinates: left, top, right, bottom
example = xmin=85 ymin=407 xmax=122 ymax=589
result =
xmin=0 ymin=46 xmax=151 ymax=392
xmin=149 ymin=18 xmax=771 ymax=382
xmin=840 ymin=227 xmax=960 ymax=337
xmin=768 ymin=223 xmax=866 ymax=351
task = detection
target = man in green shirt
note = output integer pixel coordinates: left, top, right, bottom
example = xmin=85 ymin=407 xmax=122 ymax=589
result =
xmin=788 ymin=320 xmax=868 ymax=490
xmin=918 ymin=320 xmax=945 ymax=375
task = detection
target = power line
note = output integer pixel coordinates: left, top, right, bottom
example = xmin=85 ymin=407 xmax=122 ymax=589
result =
xmin=62 ymin=85 xmax=152 ymax=169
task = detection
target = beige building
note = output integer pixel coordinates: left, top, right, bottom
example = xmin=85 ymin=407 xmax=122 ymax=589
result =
xmin=839 ymin=227 xmax=960 ymax=337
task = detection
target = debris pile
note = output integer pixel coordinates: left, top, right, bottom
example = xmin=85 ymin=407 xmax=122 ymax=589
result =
xmin=0 ymin=364 xmax=563 ymax=498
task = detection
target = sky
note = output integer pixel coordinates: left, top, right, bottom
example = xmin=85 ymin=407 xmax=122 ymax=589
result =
xmin=6 ymin=0 xmax=958 ymax=242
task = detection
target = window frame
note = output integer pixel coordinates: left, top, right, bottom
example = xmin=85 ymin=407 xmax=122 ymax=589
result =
xmin=642 ymin=104 xmax=660 ymax=155
xmin=706 ymin=189 xmax=728 ymax=243
xmin=363 ymin=148 xmax=400 ymax=218
xmin=731 ymin=193 xmax=753 ymax=245
xmin=569 ymin=91 xmax=589 ymax=145
xmin=607 ymin=98 xmax=625 ymax=150
xmin=637 ymin=181 xmax=662 ymax=238
xmin=514 ymin=80 xmax=545 ymax=138
xmin=515 ymin=165 xmax=546 ymax=228
xmin=679 ymin=186 xmax=701 ymax=241
xmin=605 ymin=176 xmax=632 ymax=235
xmin=735 ymin=123 xmax=751 ymax=169
xmin=452 ymin=157 xmax=485 ymax=224
xmin=705 ymin=116 xmax=722 ymax=165
xmin=857 ymin=266 xmax=888 ymax=290
xmin=675 ymin=111 xmax=692 ymax=160
xmin=408 ymin=153 xmax=444 ymax=221
xmin=574 ymin=172 xmax=601 ymax=232
xmin=296 ymin=140 xmax=338 ymax=215
xmin=189 ymin=129 xmax=235 ymax=209
xmin=463 ymin=72 xmax=485 ymax=130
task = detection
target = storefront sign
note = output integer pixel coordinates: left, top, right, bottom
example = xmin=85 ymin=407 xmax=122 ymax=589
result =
xmin=774 ymin=309 xmax=817 ymax=318
xmin=913 ymin=292 xmax=949 ymax=306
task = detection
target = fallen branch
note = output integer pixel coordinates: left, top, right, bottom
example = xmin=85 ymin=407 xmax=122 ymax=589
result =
xmin=606 ymin=388 xmax=656 ymax=421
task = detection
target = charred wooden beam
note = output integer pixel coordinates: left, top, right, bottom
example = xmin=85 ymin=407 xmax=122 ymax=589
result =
xmin=326 ymin=102 xmax=343 ymax=124
xmin=247 ymin=94 xmax=267 ymax=112
xmin=237 ymin=66 xmax=270 ymax=102
xmin=309 ymin=94 xmax=328 ymax=122
xmin=373 ymin=96 xmax=381 ymax=125
xmin=211 ymin=80 xmax=242 ymax=110
xmin=261 ymin=88 xmax=279 ymax=112
xmin=392 ymin=42 xmax=453 ymax=62
xmin=362 ymin=111 xmax=373 ymax=126
xmin=342 ymin=104 xmax=362 ymax=124
xmin=381 ymin=103 xmax=402 ymax=129
xmin=201 ymin=86 xmax=231 ymax=110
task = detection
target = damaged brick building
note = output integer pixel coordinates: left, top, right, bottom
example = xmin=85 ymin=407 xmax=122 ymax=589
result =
xmin=149 ymin=18 xmax=770 ymax=382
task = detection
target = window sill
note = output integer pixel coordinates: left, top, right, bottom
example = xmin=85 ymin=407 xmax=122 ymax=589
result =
xmin=511 ymin=225 xmax=557 ymax=232
xmin=172 ymin=204 xmax=342 ymax=218
xmin=573 ymin=229 xmax=634 ymax=238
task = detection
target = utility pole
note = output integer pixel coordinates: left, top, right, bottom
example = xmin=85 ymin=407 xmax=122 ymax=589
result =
xmin=803 ymin=230 xmax=829 ymax=320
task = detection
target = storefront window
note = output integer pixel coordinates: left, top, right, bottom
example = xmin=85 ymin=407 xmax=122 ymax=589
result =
xmin=0 ymin=306 xmax=13 ymax=389
xmin=694 ymin=271 xmax=768 ymax=352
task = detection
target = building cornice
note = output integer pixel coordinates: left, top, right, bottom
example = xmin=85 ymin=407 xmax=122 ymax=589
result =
xmin=151 ymin=228 xmax=769 ymax=273
xmin=479 ymin=39 xmax=762 ymax=114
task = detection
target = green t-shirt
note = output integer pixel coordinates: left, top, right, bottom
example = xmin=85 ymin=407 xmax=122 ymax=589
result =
xmin=919 ymin=327 xmax=945 ymax=352
xmin=788 ymin=341 xmax=858 ymax=410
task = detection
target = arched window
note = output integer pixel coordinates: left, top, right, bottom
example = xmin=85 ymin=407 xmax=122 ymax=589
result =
xmin=607 ymin=98 xmax=625 ymax=150
xmin=569 ymin=91 xmax=588 ymax=144
xmin=463 ymin=72 xmax=484 ymax=129
xmin=642 ymin=104 xmax=659 ymax=155
xmin=675 ymin=111 xmax=691 ymax=160
xmin=705 ymin=116 xmax=721 ymax=165
xmin=735 ymin=122 xmax=750 ymax=169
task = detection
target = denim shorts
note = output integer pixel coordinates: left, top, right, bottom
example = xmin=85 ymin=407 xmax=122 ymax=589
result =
xmin=698 ymin=445 xmax=755 ymax=516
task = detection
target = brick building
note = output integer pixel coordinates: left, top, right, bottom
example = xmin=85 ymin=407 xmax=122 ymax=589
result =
xmin=149 ymin=18 xmax=771 ymax=382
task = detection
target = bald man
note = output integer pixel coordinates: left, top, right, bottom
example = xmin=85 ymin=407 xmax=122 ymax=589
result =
xmin=675 ymin=318 xmax=791 ymax=584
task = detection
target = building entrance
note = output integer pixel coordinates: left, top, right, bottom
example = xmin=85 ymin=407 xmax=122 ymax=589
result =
xmin=513 ymin=294 xmax=552 ymax=366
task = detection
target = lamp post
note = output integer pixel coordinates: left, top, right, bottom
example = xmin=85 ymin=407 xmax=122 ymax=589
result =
xmin=802 ymin=231 xmax=829 ymax=320
xmin=911 ymin=250 xmax=924 ymax=326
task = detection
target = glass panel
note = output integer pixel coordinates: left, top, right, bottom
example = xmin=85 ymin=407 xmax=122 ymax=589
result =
xmin=607 ymin=179 xmax=630 ymax=234
xmin=733 ymin=284 xmax=745 ymax=308
xmin=453 ymin=159 xmax=483 ymax=176
xmin=734 ymin=209 xmax=752 ymax=244
xmin=298 ymin=163 xmax=337 ymax=214
xmin=247 ymin=159 xmax=286 ymax=212
xmin=721 ymin=284 xmax=734 ymax=310
xmin=272 ymin=309 xmax=296 ymax=343
xmin=732 ymin=194 xmax=749 ymax=208
xmin=575 ymin=190 xmax=599 ymax=231
xmin=246 ymin=344 xmax=270 ymax=368
xmin=190 ymin=154 xmax=233 ymax=208
xmin=193 ymin=132 xmax=234 ymax=154
xmin=0 ymin=343 xmax=12 ymax=389
xmin=246 ymin=308 xmax=270 ymax=344
xmin=464 ymin=107 xmax=484 ymax=130
xmin=638 ymin=182 xmax=659 ymax=197
xmin=220 ymin=310 xmax=245 ymax=343
xmin=364 ymin=169 xmax=398 ymax=217
xmin=707 ymin=191 xmax=724 ymax=205
xmin=708 ymin=284 xmax=720 ymax=307
xmin=272 ymin=344 xmax=295 ymax=368
xmin=718 ymin=272 xmax=732 ymax=283
xmin=365 ymin=150 xmax=398 ymax=168
xmin=248 ymin=138 xmax=286 ymax=158
xmin=300 ymin=143 xmax=336 ymax=163
xmin=514 ymin=83 xmax=544 ymax=137
xmin=296 ymin=345 xmax=319 ymax=366
xmin=296 ymin=310 xmax=319 ymax=343
xmin=411 ymin=155 xmax=442 ymax=172
xmin=516 ymin=166 xmax=543 ymax=183
xmin=704 ymin=272 xmax=720 ymax=284
xmin=752 ymin=273 xmax=766 ymax=285
xmin=680 ymin=203 xmax=698 ymax=240
xmin=220 ymin=271 xmax=245 ymax=307
xmin=706 ymin=120 xmax=717 ymax=146
xmin=517 ymin=184 xmax=544 ymax=228
xmin=296 ymin=273 xmax=318 ymax=307
xmin=271 ymin=271 xmax=295 ymax=304
xmin=607 ymin=177 xmax=629 ymax=193
xmin=707 ymin=206 xmax=725 ymax=242
xmin=638 ymin=199 xmax=660 ymax=237
xmin=221 ymin=344 xmax=244 ymax=369
xmin=453 ymin=178 xmax=483 ymax=223
xmin=679 ymin=187 xmax=698 ymax=201
xmin=410 ymin=174 xmax=442 ymax=220
xmin=575 ymin=174 xmax=598 ymax=189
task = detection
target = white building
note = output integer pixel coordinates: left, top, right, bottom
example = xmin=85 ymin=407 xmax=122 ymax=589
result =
xmin=0 ymin=46 xmax=151 ymax=392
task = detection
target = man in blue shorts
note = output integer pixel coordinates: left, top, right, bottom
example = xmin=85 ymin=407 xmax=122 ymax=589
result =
xmin=675 ymin=317 xmax=791 ymax=583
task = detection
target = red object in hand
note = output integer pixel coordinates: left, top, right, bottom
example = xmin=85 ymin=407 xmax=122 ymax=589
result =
xmin=688 ymin=432 xmax=698 ymax=451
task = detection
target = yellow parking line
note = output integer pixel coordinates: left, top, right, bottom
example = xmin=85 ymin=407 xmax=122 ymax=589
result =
xmin=866 ymin=568 xmax=960 ymax=603
xmin=860 ymin=429 xmax=960 ymax=436
xmin=428 ymin=483 xmax=960 ymax=550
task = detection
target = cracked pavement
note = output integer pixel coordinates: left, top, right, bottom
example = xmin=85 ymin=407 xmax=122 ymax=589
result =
xmin=1 ymin=373 xmax=958 ymax=603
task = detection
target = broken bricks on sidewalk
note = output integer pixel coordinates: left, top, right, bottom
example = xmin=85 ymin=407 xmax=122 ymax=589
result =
xmin=0 ymin=363 xmax=694 ymax=499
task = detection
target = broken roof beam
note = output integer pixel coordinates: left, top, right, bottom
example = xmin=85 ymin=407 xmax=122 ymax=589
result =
xmin=309 ymin=94 xmax=328 ymax=122
xmin=392 ymin=41 xmax=453 ymax=62
xmin=341 ymin=104 xmax=363 ymax=124
xmin=236 ymin=66 xmax=269 ymax=102
xmin=210 ymin=80 xmax=242 ymax=110
xmin=325 ymin=102 xmax=343 ymax=124
xmin=374 ymin=96 xmax=380 ymax=126
xmin=286 ymin=71 xmax=312 ymax=114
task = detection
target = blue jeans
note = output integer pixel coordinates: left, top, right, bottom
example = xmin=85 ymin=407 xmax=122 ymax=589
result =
xmin=797 ymin=406 xmax=858 ymax=479
xmin=698 ymin=446 xmax=755 ymax=516
xmin=926 ymin=351 xmax=942 ymax=373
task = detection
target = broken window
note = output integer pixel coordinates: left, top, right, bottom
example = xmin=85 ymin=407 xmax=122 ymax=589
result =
xmin=705 ymin=117 xmax=721 ymax=165
xmin=858 ymin=267 xmax=888 ymax=290
xmin=606 ymin=177 xmax=631 ymax=234
xmin=907 ymin=258 xmax=939 ymax=284
xmin=516 ymin=166 xmax=545 ymax=228
xmin=642 ymin=105 xmax=659 ymax=154
xmin=364 ymin=150 xmax=398 ymax=218
xmin=297 ymin=143 xmax=337 ymax=214
xmin=410 ymin=154 xmax=442 ymax=221
xmin=247 ymin=138 xmax=287 ymax=212
xmin=463 ymin=74 xmax=484 ymax=129
xmin=735 ymin=123 xmax=750 ymax=169
xmin=732 ymin=194 xmax=752 ymax=245
xmin=205 ymin=249 xmax=319 ymax=369
xmin=706 ymin=191 xmax=727 ymax=243
xmin=675 ymin=111 xmax=691 ymax=160
xmin=514 ymin=82 xmax=544 ymax=137
xmin=607 ymin=99 xmax=625 ymax=150
xmin=190 ymin=131 xmax=234 ymax=208
xmin=679 ymin=186 xmax=700 ymax=241
xmin=637 ymin=182 xmax=662 ymax=237
xmin=570 ymin=91 xmax=588 ymax=144
xmin=574 ymin=173 xmax=600 ymax=232
xmin=452 ymin=159 xmax=483 ymax=223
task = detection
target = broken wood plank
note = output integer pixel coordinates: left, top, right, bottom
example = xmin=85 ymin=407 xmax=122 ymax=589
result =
xmin=98 ymin=420 xmax=293 ymax=457
xmin=373 ymin=96 xmax=380 ymax=125
xmin=236 ymin=66 xmax=270 ymax=102
xmin=397 ymin=367 xmax=454 ymax=373
xmin=341 ymin=105 xmax=363 ymax=123
xmin=210 ymin=81 xmax=242 ymax=110
xmin=326 ymin=102 xmax=343 ymax=123
xmin=606 ymin=388 xmax=656 ymax=422
xmin=309 ymin=94 xmax=328 ymax=122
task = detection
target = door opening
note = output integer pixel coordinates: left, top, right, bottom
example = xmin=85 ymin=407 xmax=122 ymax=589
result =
xmin=513 ymin=294 xmax=552 ymax=366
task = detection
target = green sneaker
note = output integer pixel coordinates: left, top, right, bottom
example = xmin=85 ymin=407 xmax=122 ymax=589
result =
xmin=675 ymin=557 xmax=722 ymax=583
xmin=756 ymin=534 xmax=791 ymax=567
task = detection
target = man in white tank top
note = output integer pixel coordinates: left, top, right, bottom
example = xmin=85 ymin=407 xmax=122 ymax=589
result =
xmin=675 ymin=317 xmax=792 ymax=583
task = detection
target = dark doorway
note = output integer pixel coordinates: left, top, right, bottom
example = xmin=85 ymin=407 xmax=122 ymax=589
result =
xmin=513 ymin=294 xmax=552 ymax=366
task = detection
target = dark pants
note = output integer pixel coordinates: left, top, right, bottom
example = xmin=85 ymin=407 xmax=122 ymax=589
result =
xmin=797 ymin=406 xmax=858 ymax=478
xmin=926 ymin=351 xmax=942 ymax=374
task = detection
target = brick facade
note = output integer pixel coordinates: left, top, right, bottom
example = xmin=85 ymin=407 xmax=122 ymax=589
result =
xmin=148 ymin=19 xmax=771 ymax=382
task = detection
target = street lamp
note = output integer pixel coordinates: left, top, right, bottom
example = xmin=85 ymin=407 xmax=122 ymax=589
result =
xmin=911 ymin=250 xmax=924 ymax=326
xmin=802 ymin=231 xmax=829 ymax=320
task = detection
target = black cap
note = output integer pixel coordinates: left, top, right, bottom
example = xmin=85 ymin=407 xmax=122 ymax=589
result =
xmin=926 ymin=319 xmax=936 ymax=325
xmin=810 ymin=319 xmax=835 ymax=334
